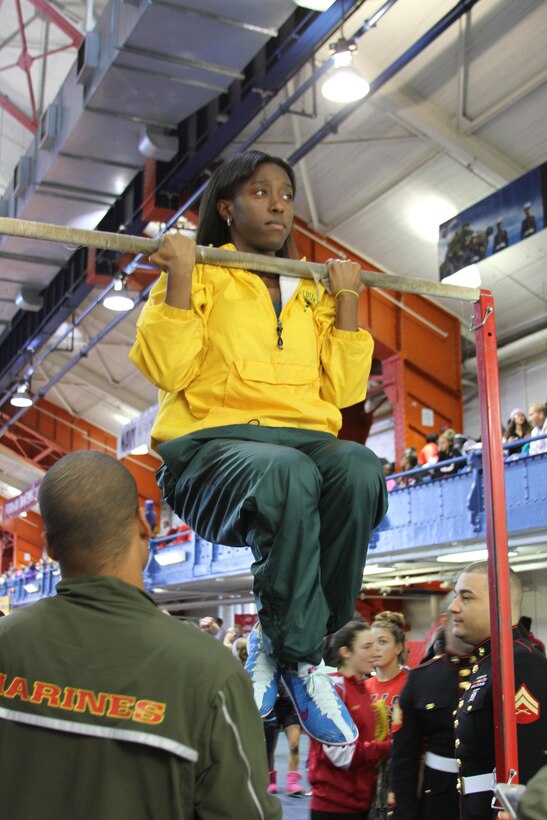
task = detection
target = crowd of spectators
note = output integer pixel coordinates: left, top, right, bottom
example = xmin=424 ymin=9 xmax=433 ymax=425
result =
xmin=0 ymin=555 xmax=59 ymax=590
xmin=381 ymin=399 xmax=546 ymax=491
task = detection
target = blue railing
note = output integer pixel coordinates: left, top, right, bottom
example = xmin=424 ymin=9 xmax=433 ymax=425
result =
xmin=2 ymin=435 xmax=546 ymax=607
xmin=0 ymin=564 xmax=62 ymax=608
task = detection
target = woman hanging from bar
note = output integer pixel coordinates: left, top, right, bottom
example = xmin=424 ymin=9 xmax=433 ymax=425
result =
xmin=130 ymin=150 xmax=388 ymax=746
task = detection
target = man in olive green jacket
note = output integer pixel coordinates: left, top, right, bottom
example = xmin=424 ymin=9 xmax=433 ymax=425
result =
xmin=0 ymin=450 xmax=279 ymax=820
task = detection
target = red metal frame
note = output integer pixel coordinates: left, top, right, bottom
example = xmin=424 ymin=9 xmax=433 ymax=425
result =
xmin=26 ymin=0 xmax=83 ymax=48
xmin=0 ymin=0 xmax=83 ymax=132
xmin=473 ymin=290 xmax=519 ymax=783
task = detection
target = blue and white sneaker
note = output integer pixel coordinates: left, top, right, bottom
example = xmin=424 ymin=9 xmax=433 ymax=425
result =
xmin=244 ymin=623 xmax=280 ymax=718
xmin=281 ymin=660 xmax=358 ymax=746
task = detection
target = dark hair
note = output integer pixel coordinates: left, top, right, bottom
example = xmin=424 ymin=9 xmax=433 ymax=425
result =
xmin=39 ymin=451 xmax=139 ymax=575
xmin=401 ymin=448 xmax=418 ymax=469
xmin=372 ymin=611 xmax=408 ymax=662
xmin=425 ymin=433 xmax=438 ymax=444
xmin=325 ymin=620 xmax=370 ymax=668
xmin=196 ymin=151 xmax=296 ymax=255
xmin=504 ymin=417 xmax=531 ymax=440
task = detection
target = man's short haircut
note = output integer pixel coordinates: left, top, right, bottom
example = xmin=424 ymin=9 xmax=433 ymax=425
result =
xmin=39 ymin=451 xmax=139 ymax=575
xmin=462 ymin=560 xmax=523 ymax=611
xmin=529 ymin=402 xmax=547 ymax=417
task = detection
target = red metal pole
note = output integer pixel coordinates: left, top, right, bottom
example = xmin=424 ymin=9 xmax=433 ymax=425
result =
xmin=473 ymin=289 xmax=519 ymax=783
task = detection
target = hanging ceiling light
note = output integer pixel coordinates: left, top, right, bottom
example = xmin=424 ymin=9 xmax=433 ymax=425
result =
xmin=321 ymin=37 xmax=370 ymax=103
xmin=10 ymin=380 xmax=33 ymax=408
xmin=103 ymin=276 xmax=134 ymax=312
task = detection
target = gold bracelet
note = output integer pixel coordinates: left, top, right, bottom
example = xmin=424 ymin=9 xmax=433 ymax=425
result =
xmin=335 ymin=289 xmax=360 ymax=299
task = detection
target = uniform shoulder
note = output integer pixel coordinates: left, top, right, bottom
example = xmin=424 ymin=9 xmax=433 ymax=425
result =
xmin=408 ymin=654 xmax=445 ymax=673
xmin=0 ymin=597 xmax=50 ymax=630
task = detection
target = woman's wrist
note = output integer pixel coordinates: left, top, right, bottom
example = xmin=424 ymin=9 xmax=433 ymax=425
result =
xmin=335 ymin=288 xmax=360 ymax=300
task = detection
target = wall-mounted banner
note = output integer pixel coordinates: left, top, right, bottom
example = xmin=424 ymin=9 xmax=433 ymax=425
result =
xmin=439 ymin=162 xmax=546 ymax=279
xmin=1 ymin=477 xmax=42 ymax=523
xmin=117 ymin=404 xmax=159 ymax=460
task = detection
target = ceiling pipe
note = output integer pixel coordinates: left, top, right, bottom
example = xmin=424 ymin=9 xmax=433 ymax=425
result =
xmin=289 ymin=0 xmax=481 ymax=164
xmin=237 ymin=0 xmax=401 ymax=153
xmin=0 ymin=0 xmax=482 ymax=437
xmin=463 ymin=327 xmax=547 ymax=373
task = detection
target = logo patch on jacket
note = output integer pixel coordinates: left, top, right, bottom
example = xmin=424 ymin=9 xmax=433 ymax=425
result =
xmin=299 ymin=289 xmax=318 ymax=311
xmin=515 ymin=684 xmax=540 ymax=724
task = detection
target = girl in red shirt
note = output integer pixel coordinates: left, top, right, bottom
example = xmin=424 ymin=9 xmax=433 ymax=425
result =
xmin=366 ymin=611 xmax=409 ymax=733
xmin=308 ymin=621 xmax=391 ymax=819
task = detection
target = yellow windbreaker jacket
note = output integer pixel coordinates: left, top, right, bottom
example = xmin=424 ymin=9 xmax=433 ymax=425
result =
xmin=130 ymin=246 xmax=374 ymax=448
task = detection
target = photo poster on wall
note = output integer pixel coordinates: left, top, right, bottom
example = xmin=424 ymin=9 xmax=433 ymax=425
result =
xmin=438 ymin=162 xmax=546 ymax=280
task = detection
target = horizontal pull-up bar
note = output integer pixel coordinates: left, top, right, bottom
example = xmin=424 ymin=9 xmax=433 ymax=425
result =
xmin=0 ymin=216 xmax=481 ymax=302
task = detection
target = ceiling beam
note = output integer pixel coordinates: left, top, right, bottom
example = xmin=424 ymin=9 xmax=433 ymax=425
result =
xmin=373 ymin=85 xmax=524 ymax=188
xmin=38 ymin=351 xmax=151 ymax=413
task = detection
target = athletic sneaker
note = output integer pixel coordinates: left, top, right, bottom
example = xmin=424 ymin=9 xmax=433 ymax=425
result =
xmin=244 ymin=623 xmax=280 ymax=717
xmin=281 ymin=660 xmax=358 ymax=746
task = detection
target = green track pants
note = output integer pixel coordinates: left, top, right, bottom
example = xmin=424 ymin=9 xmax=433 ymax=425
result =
xmin=158 ymin=425 xmax=388 ymax=665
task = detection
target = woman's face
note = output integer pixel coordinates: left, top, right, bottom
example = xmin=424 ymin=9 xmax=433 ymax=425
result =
xmin=219 ymin=162 xmax=294 ymax=256
xmin=372 ymin=626 xmax=402 ymax=671
xmin=343 ymin=629 xmax=375 ymax=677
xmin=513 ymin=412 xmax=526 ymax=426
xmin=438 ymin=435 xmax=450 ymax=452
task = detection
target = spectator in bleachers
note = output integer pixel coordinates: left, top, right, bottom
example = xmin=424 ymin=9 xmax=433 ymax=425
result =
xmin=434 ymin=433 xmax=463 ymax=477
xmin=380 ymin=458 xmax=397 ymax=492
xmin=528 ymin=403 xmax=547 ymax=455
xmin=397 ymin=448 xmax=422 ymax=488
xmin=418 ymin=433 xmax=439 ymax=466
xmin=503 ymin=408 xmax=532 ymax=455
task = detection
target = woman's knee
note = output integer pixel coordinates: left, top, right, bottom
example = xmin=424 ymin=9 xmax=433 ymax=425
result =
xmin=255 ymin=447 xmax=322 ymax=503
xmin=321 ymin=441 xmax=384 ymax=487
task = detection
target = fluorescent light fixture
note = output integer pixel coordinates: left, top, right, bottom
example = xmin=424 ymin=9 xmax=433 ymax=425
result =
xmin=10 ymin=380 xmax=33 ymax=408
xmin=103 ymin=277 xmax=134 ymax=312
xmin=409 ymin=196 xmax=458 ymax=243
xmin=363 ymin=563 xmax=396 ymax=575
xmin=130 ymin=444 xmax=148 ymax=456
xmin=322 ymin=38 xmax=369 ymax=103
xmin=23 ymin=582 xmax=39 ymax=593
xmin=442 ymin=264 xmax=482 ymax=288
xmin=437 ymin=549 xmax=517 ymax=563
xmin=154 ymin=550 xmax=187 ymax=566
xmin=294 ymin=0 xmax=336 ymax=10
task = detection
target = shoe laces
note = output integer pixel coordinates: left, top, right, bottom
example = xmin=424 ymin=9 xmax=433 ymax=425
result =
xmin=302 ymin=665 xmax=344 ymax=720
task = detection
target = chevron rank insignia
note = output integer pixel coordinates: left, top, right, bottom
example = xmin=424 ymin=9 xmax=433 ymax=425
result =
xmin=515 ymin=684 xmax=540 ymax=724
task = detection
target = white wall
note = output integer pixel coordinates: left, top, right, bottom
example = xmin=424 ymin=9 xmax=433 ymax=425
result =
xmin=463 ymin=349 xmax=547 ymax=438
xmin=520 ymin=567 xmax=547 ymax=646
xmin=403 ymin=567 xmax=547 ymax=651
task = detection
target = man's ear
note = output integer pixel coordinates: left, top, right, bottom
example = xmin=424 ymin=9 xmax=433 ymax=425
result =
xmin=42 ymin=531 xmax=57 ymax=561
xmin=217 ymin=200 xmax=232 ymax=222
xmin=136 ymin=508 xmax=152 ymax=568
xmin=137 ymin=508 xmax=152 ymax=541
